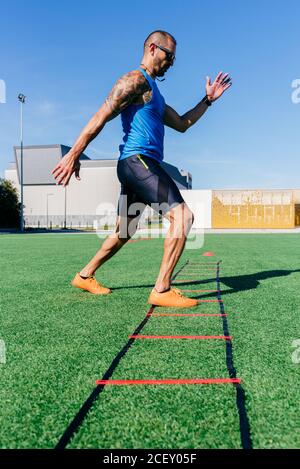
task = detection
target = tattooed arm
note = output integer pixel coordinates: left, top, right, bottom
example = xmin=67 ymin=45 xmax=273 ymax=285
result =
xmin=52 ymin=70 xmax=150 ymax=186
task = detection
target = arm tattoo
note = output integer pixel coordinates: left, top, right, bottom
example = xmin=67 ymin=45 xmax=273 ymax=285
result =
xmin=105 ymin=70 xmax=150 ymax=117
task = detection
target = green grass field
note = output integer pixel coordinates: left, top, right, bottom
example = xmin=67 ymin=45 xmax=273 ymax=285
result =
xmin=0 ymin=233 xmax=300 ymax=449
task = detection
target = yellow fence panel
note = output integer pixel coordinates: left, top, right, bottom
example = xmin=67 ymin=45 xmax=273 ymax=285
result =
xmin=295 ymin=205 xmax=300 ymax=226
xmin=212 ymin=190 xmax=295 ymax=229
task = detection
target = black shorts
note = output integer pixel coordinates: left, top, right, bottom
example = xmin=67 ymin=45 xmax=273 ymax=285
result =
xmin=117 ymin=154 xmax=184 ymax=218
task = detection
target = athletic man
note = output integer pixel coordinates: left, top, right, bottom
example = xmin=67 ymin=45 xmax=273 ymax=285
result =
xmin=52 ymin=30 xmax=232 ymax=308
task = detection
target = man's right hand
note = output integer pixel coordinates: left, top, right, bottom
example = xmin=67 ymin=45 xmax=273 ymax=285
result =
xmin=51 ymin=152 xmax=81 ymax=187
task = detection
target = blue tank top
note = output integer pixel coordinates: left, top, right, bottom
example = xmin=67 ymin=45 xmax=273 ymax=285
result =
xmin=118 ymin=67 xmax=166 ymax=162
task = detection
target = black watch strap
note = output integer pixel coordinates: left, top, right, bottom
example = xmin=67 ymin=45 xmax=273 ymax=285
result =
xmin=203 ymin=95 xmax=212 ymax=106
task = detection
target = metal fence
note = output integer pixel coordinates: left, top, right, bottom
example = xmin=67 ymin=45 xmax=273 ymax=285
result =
xmin=23 ymin=191 xmax=299 ymax=230
xmin=23 ymin=208 xmax=163 ymax=230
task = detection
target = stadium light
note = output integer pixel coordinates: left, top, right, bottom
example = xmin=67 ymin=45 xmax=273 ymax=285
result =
xmin=18 ymin=93 xmax=26 ymax=232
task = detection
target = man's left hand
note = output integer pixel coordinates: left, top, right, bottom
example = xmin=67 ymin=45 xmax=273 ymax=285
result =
xmin=206 ymin=71 xmax=232 ymax=102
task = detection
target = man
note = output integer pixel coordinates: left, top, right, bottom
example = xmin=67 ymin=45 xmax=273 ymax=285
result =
xmin=52 ymin=30 xmax=232 ymax=308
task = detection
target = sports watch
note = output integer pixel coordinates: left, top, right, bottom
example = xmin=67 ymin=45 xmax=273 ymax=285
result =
xmin=202 ymin=95 xmax=212 ymax=106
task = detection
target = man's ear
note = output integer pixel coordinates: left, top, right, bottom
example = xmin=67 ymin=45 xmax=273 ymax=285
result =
xmin=148 ymin=43 xmax=156 ymax=55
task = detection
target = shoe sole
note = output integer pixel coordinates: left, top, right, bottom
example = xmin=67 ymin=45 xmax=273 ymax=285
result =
xmin=148 ymin=300 xmax=199 ymax=308
xmin=71 ymin=281 xmax=111 ymax=295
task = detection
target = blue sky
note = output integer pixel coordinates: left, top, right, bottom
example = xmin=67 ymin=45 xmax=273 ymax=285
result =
xmin=1 ymin=0 xmax=299 ymax=189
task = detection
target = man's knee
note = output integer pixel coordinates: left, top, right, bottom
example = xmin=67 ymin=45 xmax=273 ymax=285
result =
xmin=113 ymin=218 xmax=128 ymax=242
xmin=167 ymin=204 xmax=194 ymax=237
xmin=190 ymin=211 xmax=195 ymax=226
xmin=182 ymin=209 xmax=194 ymax=235
xmin=114 ymin=216 xmax=139 ymax=241
xmin=184 ymin=209 xmax=194 ymax=226
xmin=170 ymin=205 xmax=194 ymax=226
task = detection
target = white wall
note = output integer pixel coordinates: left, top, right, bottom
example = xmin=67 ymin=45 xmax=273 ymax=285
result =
xmin=4 ymin=166 xmax=121 ymax=225
xmin=5 ymin=167 xmax=211 ymax=228
xmin=180 ymin=190 xmax=212 ymax=228
xmin=65 ymin=167 xmax=120 ymax=215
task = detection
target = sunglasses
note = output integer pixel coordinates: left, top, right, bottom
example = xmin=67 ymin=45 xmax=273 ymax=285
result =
xmin=152 ymin=43 xmax=176 ymax=62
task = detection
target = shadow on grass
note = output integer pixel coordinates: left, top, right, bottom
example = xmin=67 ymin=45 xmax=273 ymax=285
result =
xmin=112 ymin=269 xmax=300 ymax=299
xmin=175 ymin=269 xmax=300 ymax=299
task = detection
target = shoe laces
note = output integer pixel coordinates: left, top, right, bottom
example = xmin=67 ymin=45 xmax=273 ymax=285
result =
xmin=87 ymin=276 xmax=100 ymax=286
xmin=90 ymin=276 xmax=107 ymax=290
xmin=172 ymin=288 xmax=183 ymax=297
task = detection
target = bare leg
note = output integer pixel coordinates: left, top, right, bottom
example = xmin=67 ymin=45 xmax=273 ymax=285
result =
xmin=79 ymin=214 xmax=141 ymax=277
xmin=154 ymin=203 xmax=194 ymax=293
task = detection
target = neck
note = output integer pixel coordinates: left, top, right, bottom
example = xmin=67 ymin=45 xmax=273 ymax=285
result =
xmin=140 ymin=61 xmax=156 ymax=79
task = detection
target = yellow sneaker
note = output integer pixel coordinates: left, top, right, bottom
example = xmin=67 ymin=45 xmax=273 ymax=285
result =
xmin=148 ymin=287 xmax=199 ymax=308
xmin=71 ymin=273 xmax=111 ymax=295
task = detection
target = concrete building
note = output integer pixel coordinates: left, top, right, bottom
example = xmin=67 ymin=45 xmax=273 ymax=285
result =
xmin=5 ymin=145 xmax=193 ymax=229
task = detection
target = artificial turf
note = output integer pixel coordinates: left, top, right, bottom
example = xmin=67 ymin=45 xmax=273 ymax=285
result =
xmin=0 ymin=233 xmax=299 ymax=448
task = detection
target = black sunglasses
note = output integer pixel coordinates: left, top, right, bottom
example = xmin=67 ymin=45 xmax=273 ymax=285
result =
xmin=153 ymin=43 xmax=176 ymax=62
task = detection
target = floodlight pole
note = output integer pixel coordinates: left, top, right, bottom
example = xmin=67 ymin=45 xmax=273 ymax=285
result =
xmin=18 ymin=93 xmax=26 ymax=232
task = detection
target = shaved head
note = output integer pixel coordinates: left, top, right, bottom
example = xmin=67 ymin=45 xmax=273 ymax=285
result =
xmin=141 ymin=30 xmax=176 ymax=79
xmin=144 ymin=30 xmax=176 ymax=51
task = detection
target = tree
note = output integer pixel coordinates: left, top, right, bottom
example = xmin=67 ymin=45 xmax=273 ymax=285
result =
xmin=0 ymin=178 xmax=21 ymax=228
